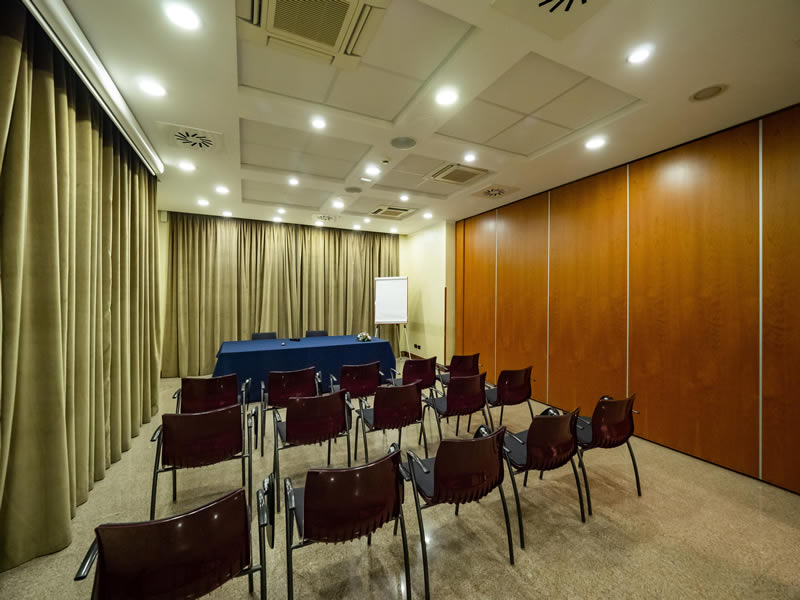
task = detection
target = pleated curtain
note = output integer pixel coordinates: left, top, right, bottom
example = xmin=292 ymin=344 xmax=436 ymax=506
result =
xmin=0 ymin=3 xmax=161 ymax=570
xmin=162 ymin=212 xmax=399 ymax=377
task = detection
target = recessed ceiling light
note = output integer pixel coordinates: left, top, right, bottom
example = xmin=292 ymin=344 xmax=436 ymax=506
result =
xmin=690 ymin=84 xmax=728 ymax=102
xmin=288 ymin=176 xmax=299 ymax=186
xmin=627 ymin=45 xmax=653 ymax=65
xmin=360 ymin=177 xmax=372 ymax=183
xmin=164 ymin=3 xmax=201 ymax=30
xmin=435 ymin=86 xmax=459 ymax=106
xmin=310 ymin=115 xmax=326 ymax=130
xmin=585 ymin=136 xmax=607 ymax=150
xmin=363 ymin=217 xmax=371 ymax=223
xmin=400 ymin=193 xmax=409 ymax=202
xmin=178 ymin=160 xmax=195 ymax=172
xmin=273 ymin=216 xmax=283 ymax=222
xmin=222 ymin=211 xmax=232 ymax=217
xmin=463 ymin=152 xmax=476 ymax=163
xmin=277 ymin=207 xmax=286 ymax=214
xmin=139 ymin=78 xmax=166 ymax=97
xmin=390 ymin=227 xmax=398 ymax=234
xmin=365 ymin=164 xmax=381 ymax=176
xmin=314 ymin=220 xmax=324 ymax=227
xmin=423 ymin=212 xmax=433 ymax=219
xmin=353 ymin=224 xmax=362 ymax=230
xmin=215 ymin=185 xmax=229 ymax=195
xmin=332 ymin=199 xmax=344 ymax=209
xmin=197 ymin=198 xmax=209 ymax=206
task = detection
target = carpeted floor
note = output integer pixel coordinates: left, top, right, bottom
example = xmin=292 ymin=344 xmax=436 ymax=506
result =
xmin=1 ymin=376 xmax=799 ymax=599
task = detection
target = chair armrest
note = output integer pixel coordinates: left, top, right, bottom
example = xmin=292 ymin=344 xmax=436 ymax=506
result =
xmin=388 ymin=442 xmax=400 ymax=454
xmin=473 ymin=425 xmax=491 ymax=439
xmin=390 ymin=368 xmax=400 ymax=379
xmin=506 ymin=431 xmax=525 ymax=445
xmin=435 ymin=363 xmax=449 ymax=374
xmin=284 ymin=477 xmax=296 ymax=511
xmin=406 ymin=450 xmax=429 ymax=474
xmin=484 ymin=382 xmax=496 ymax=390
xmin=150 ymin=425 xmax=162 ymax=443
xmin=345 ymin=396 xmax=354 ymax=412
xmin=239 ymin=378 xmax=252 ymax=404
xmin=172 ymin=388 xmax=180 ymax=399
xmin=329 ymin=374 xmax=337 ymax=392
xmin=74 ymin=539 xmax=99 ymax=581
xmin=379 ymin=370 xmax=385 ymax=377
xmin=258 ymin=474 xmax=276 ymax=549
xmin=173 ymin=389 xmax=181 ymax=412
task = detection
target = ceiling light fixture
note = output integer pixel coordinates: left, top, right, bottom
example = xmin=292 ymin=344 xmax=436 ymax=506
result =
xmin=690 ymin=84 xmax=728 ymax=102
xmin=390 ymin=227 xmax=398 ymax=234
xmin=627 ymin=45 xmax=653 ymax=65
xmin=164 ymin=3 xmax=201 ymax=30
xmin=310 ymin=115 xmax=326 ymax=130
xmin=365 ymin=164 xmax=381 ymax=176
xmin=196 ymin=198 xmax=209 ymax=206
xmin=423 ymin=212 xmax=433 ymax=219
xmin=288 ymin=176 xmax=299 ymax=186
xmin=435 ymin=86 xmax=459 ymax=106
xmin=332 ymin=199 xmax=344 ymax=209
xmin=585 ymin=136 xmax=607 ymax=150
xmin=400 ymin=193 xmax=409 ymax=202
xmin=363 ymin=217 xmax=371 ymax=223
xmin=360 ymin=177 xmax=372 ymax=183
xmin=273 ymin=216 xmax=283 ymax=222
xmin=277 ymin=207 xmax=286 ymax=214
xmin=178 ymin=160 xmax=196 ymax=172
xmin=314 ymin=220 xmax=324 ymax=227
xmin=222 ymin=211 xmax=232 ymax=217
xmin=463 ymin=152 xmax=476 ymax=163
xmin=139 ymin=78 xmax=166 ymax=97
xmin=215 ymin=185 xmax=229 ymax=195
xmin=353 ymin=224 xmax=362 ymax=230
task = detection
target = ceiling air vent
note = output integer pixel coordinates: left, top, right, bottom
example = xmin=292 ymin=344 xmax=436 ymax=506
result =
xmin=237 ymin=0 xmax=391 ymax=70
xmin=428 ymin=163 xmax=489 ymax=186
xmin=472 ymin=184 xmax=520 ymax=199
xmin=157 ymin=122 xmax=224 ymax=154
xmin=314 ymin=214 xmax=337 ymax=223
xmin=370 ymin=206 xmax=413 ymax=219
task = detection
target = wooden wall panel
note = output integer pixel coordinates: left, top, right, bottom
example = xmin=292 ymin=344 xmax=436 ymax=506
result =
xmin=629 ymin=123 xmax=759 ymax=477
xmin=549 ymin=167 xmax=628 ymax=414
xmin=455 ymin=219 xmax=465 ymax=354
xmin=462 ymin=211 xmax=496 ymax=382
xmin=763 ymin=105 xmax=800 ymax=493
xmin=496 ymin=194 xmax=548 ymax=400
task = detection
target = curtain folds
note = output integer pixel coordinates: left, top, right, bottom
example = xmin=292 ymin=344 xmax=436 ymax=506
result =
xmin=162 ymin=212 xmax=399 ymax=377
xmin=0 ymin=3 xmax=161 ymax=571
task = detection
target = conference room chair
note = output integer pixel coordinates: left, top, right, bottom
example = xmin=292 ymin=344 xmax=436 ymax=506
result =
xmin=329 ymin=360 xmax=382 ymax=401
xmin=260 ymin=366 xmax=320 ymax=456
xmin=75 ymin=487 xmax=275 ymax=599
xmin=252 ymin=331 xmax=278 ymax=340
xmin=423 ymin=372 xmax=489 ymax=442
xmin=149 ymin=404 xmax=255 ymax=520
xmin=575 ymin=394 xmax=641 ymax=516
xmin=355 ymin=381 xmax=429 ymax=463
xmin=305 ymin=329 xmax=328 ymax=337
xmin=435 ymin=353 xmax=479 ymax=393
xmin=391 ymin=355 xmax=438 ymax=399
xmin=404 ymin=425 xmax=514 ymax=600
xmin=283 ymin=447 xmax=411 ymax=600
xmin=273 ymin=389 xmax=351 ymax=512
xmin=503 ymin=408 xmax=586 ymax=548
xmin=483 ymin=366 xmax=535 ymax=429
xmin=172 ymin=373 xmax=241 ymax=413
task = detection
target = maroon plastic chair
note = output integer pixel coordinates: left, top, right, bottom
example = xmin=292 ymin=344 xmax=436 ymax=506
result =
xmin=284 ymin=448 xmax=410 ymax=600
xmin=354 ymin=381 xmax=429 ymax=463
xmin=149 ymin=404 xmax=255 ymax=520
xmin=435 ymin=353 xmax=479 ymax=393
xmin=391 ymin=356 xmax=437 ymax=397
xmin=329 ymin=361 xmax=382 ymax=400
xmin=503 ymin=408 xmax=585 ymax=548
xmin=423 ymin=372 xmax=489 ymax=441
xmin=173 ymin=373 xmax=240 ymax=413
xmin=75 ymin=487 xmax=275 ymax=599
xmin=406 ymin=426 xmax=514 ymax=599
xmin=576 ymin=394 xmax=641 ymax=516
xmin=484 ymin=366 xmax=534 ymax=429
xmin=273 ymin=390 xmax=351 ymax=512
xmin=259 ymin=366 xmax=319 ymax=456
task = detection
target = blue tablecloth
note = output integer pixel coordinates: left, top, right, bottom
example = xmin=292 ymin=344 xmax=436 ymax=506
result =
xmin=212 ymin=336 xmax=396 ymax=403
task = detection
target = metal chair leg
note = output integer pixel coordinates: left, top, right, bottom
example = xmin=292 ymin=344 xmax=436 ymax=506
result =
xmin=523 ymin=471 xmax=529 ymax=487
xmin=498 ymin=486 xmax=515 ymax=565
xmin=398 ymin=427 xmax=402 ymax=448
xmin=410 ymin=465 xmax=431 ymax=600
xmin=467 ymin=413 xmax=473 ymax=432
xmin=274 ymin=422 xmax=281 ymax=513
xmin=361 ymin=413 xmax=370 ymax=464
xmin=456 ymin=415 xmax=460 ymax=436
xmin=505 ymin=457 xmax=525 ymax=549
xmin=455 ymin=503 xmax=459 ymax=516
xmin=285 ymin=490 xmax=294 ymax=600
xmin=526 ymin=399 xmax=535 ymax=421
xmin=399 ymin=508 xmax=412 ymax=600
xmin=539 ymin=471 xmax=544 ymax=480
xmin=354 ymin=414 xmax=361 ymax=461
xmin=327 ymin=439 xmax=332 ymax=466
xmin=578 ymin=450 xmax=592 ymax=516
xmin=627 ymin=440 xmax=642 ymax=496
xmin=420 ymin=419 xmax=429 ymax=458
xmin=345 ymin=425 xmax=351 ymax=467
xmin=418 ymin=405 xmax=425 ymax=445
xmin=149 ymin=440 xmax=161 ymax=520
xmin=481 ymin=408 xmax=490 ymax=430
xmin=261 ymin=405 xmax=266 ymax=457
xmin=172 ymin=469 xmax=177 ymax=502
xmin=486 ymin=407 xmax=494 ymax=431
xmin=569 ymin=457 xmax=586 ymax=523
xmin=499 ymin=405 xmax=504 ymax=427
xmin=435 ymin=412 xmax=443 ymax=442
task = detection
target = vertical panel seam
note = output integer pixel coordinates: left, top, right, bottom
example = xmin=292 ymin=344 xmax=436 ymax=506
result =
xmin=494 ymin=209 xmax=498 ymax=383
xmin=627 ymin=164 xmax=630 ymax=397
xmin=546 ymin=192 xmax=551 ymax=406
xmin=758 ymin=119 xmax=763 ymax=480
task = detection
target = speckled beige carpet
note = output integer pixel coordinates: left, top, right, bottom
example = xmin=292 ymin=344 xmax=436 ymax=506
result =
xmin=1 ymin=377 xmax=798 ymax=599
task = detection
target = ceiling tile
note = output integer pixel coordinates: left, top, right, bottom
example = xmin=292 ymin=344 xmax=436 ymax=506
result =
xmin=325 ymin=65 xmax=421 ymax=120
xmin=304 ymin=135 xmax=370 ymax=162
xmin=241 ymin=143 xmax=355 ymax=179
xmin=479 ymin=52 xmax=586 ymax=114
xmin=394 ymin=153 xmax=445 ymax=175
xmin=362 ymin=0 xmax=470 ymax=80
xmin=437 ymin=99 xmax=524 ymax=143
xmin=533 ymin=78 xmax=637 ymax=129
xmin=416 ymin=179 xmax=464 ymax=196
xmin=237 ymin=41 xmax=337 ymax=103
xmin=487 ymin=117 xmax=571 ymax=155
xmin=241 ymin=180 xmax=331 ymax=208
xmin=376 ymin=170 xmax=427 ymax=190
xmin=240 ymin=119 xmax=309 ymax=151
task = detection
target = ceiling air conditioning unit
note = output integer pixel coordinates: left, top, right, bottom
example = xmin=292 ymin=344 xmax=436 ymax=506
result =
xmin=237 ymin=0 xmax=391 ymax=70
xmin=370 ymin=206 xmax=413 ymax=219
xmin=428 ymin=163 xmax=489 ymax=185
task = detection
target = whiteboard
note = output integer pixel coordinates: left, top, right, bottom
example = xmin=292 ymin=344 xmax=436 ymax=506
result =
xmin=375 ymin=277 xmax=408 ymax=324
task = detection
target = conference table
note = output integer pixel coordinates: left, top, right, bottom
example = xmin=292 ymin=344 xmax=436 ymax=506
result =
xmin=212 ymin=335 xmax=396 ymax=403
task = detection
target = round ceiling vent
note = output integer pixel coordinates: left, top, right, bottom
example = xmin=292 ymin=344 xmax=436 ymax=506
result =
xmin=482 ymin=187 xmax=507 ymax=198
xmin=690 ymin=84 xmax=728 ymax=102
xmin=174 ymin=130 xmax=214 ymax=149
xmin=314 ymin=214 xmax=336 ymax=222
xmin=539 ymin=0 xmax=588 ymax=13
xmin=344 ymin=186 xmax=362 ymax=193
xmin=390 ymin=136 xmax=417 ymax=149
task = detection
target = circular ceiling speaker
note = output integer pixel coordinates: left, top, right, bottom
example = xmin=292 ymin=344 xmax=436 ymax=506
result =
xmin=390 ymin=136 xmax=417 ymax=149
xmin=344 ymin=186 xmax=362 ymax=194
xmin=690 ymin=84 xmax=728 ymax=102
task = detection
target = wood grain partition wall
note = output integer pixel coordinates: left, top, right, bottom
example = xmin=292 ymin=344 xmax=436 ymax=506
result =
xmin=455 ymin=104 xmax=800 ymax=494
xmin=762 ymin=108 xmax=800 ymax=493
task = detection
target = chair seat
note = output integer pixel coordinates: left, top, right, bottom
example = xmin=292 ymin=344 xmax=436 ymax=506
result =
xmin=577 ymin=417 xmax=593 ymax=445
xmin=504 ymin=430 xmax=529 ymax=469
xmin=410 ymin=457 xmax=436 ymax=500
xmin=423 ymin=394 xmax=448 ymax=416
xmin=437 ymin=372 xmax=450 ymax=386
xmin=291 ymin=486 xmax=305 ymax=539
xmin=391 ymin=377 xmax=403 ymax=386
xmin=359 ymin=408 xmax=375 ymax=428
xmin=485 ymin=387 xmax=498 ymax=406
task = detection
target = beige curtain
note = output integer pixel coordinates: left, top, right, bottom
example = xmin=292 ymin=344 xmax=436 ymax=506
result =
xmin=162 ymin=212 xmax=399 ymax=377
xmin=0 ymin=3 xmax=161 ymax=571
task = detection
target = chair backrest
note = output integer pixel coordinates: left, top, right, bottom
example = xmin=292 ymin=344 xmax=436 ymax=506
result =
xmin=305 ymin=329 xmax=328 ymax=337
xmin=589 ymin=394 xmax=636 ymax=449
xmin=443 ymin=372 xmax=486 ymax=417
xmin=92 ymin=489 xmax=250 ymax=599
xmin=303 ymin=450 xmax=403 ymax=543
xmin=179 ymin=374 xmax=239 ymax=414
xmin=496 ymin=366 xmax=532 ymax=406
xmin=267 ymin=366 xmax=318 ymax=408
xmin=524 ymin=408 xmax=579 ymax=471
xmin=161 ymin=405 xmax=243 ymax=468
xmin=431 ymin=426 xmax=506 ymax=504
xmin=402 ymin=356 xmax=437 ymax=389
xmin=285 ymin=390 xmax=347 ymax=446
xmin=252 ymin=331 xmax=277 ymax=340
xmin=448 ymin=353 xmax=480 ymax=377
xmin=373 ymin=382 xmax=422 ymax=430
xmin=339 ymin=361 xmax=381 ymax=398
